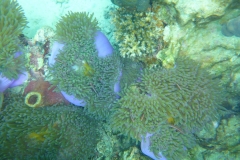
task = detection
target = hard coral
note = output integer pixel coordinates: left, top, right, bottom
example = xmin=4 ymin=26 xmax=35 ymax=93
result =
xmin=0 ymin=0 xmax=27 ymax=79
xmin=112 ymin=2 xmax=164 ymax=66
xmin=111 ymin=57 xmax=224 ymax=159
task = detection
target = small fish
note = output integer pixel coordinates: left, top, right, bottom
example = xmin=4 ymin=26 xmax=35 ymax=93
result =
xmin=29 ymin=132 xmax=45 ymax=142
xmin=82 ymin=61 xmax=94 ymax=76
xmin=28 ymin=128 xmax=49 ymax=142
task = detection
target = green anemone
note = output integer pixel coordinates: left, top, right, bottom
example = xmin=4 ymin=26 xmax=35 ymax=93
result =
xmin=0 ymin=94 xmax=101 ymax=159
xmin=111 ymin=57 xmax=225 ymax=159
xmin=49 ymin=12 xmax=121 ymax=120
xmin=55 ymin=11 xmax=99 ymax=42
xmin=0 ymin=0 xmax=27 ymax=79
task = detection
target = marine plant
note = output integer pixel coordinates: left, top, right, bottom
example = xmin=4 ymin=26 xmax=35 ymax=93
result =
xmin=111 ymin=2 xmax=164 ymax=66
xmin=111 ymin=57 xmax=224 ymax=159
xmin=0 ymin=94 xmax=101 ymax=159
xmin=0 ymin=0 xmax=27 ymax=79
xmin=48 ymin=12 xmax=121 ymax=119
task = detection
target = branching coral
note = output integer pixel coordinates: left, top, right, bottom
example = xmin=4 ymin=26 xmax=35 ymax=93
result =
xmin=111 ymin=57 xmax=224 ymax=159
xmin=112 ymin=2 xmax=164 ymax=66
xmin=0 ymin=95 xmax=101 ymax=159
xmin=0 ymin=0 xmax=27 ymax=79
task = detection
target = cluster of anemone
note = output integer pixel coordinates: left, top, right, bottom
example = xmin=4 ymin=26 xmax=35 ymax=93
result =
xmin=0 ymin=94 xmax=101 ymax=159
xmin=111 ymin=57 xmax=224 ymax=159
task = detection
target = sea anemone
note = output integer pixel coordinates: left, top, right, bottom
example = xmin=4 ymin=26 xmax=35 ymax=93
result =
xmin=0 ymin=0 xmax=27 ymax=79
xmin=111 ymin=57 xmax=224 ymax=159
xmin=0 ymin=94 xmax=101 ymax=159
xmin=48 ymin=11 xmax=121 ymax=119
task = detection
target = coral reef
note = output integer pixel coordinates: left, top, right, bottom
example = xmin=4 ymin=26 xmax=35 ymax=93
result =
xmin=173 ymin=14 xmax=240 ymax=108
xmin=111 ymin=2 xmax=164 ymax=66
xmin=49 ymin=12 xmax=121 ymax=119
xmin=111 ymin=0 xmax=150 ymax=12
xmin=153 ymin=0 xmax=236 ymax=68
xmin=189 ymin=114 xmax=240 ymax=159
xmin=161 ymin=0 xmax=232 ymax=25
xmin=111 ymin=57 xmax=224 ymax=159
xmin=0 ymin=95 xmax=101 ymax=159
xmin=23 ymin=26 xmax=55 ymax=80
xmin=151 ymin=1 xmax=240 ymax=112
xmin=0 ymin=0 xmax=27 ymax=79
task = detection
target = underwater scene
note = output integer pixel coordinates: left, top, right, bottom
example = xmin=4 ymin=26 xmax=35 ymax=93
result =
xmin=0 ymin=0 xmax=240 ymax=159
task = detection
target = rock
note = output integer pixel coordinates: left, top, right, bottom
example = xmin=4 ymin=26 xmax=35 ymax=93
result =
xmin=163 ymin=0 xmax=232 ymax=24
